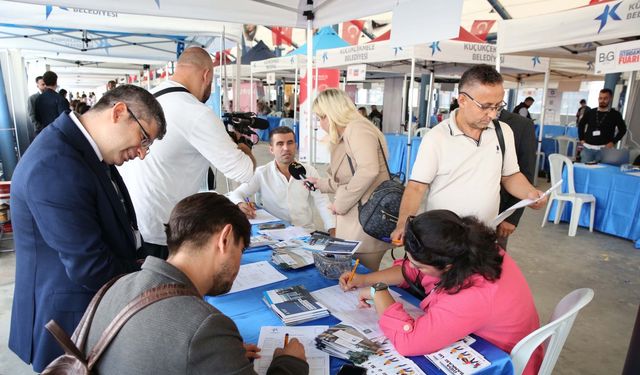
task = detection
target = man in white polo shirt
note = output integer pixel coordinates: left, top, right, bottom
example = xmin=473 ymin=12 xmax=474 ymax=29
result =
xmin=391 ymin=65 xmax=546 ymax=242
xmin=228 ymin=126 xmax=335 ymax=234
xmin=120 ymin=47 xmax=255 ymax=259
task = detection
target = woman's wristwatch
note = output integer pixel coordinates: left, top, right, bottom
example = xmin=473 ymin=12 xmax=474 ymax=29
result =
xmin=370 ymin=282 xmax=389 ymax=299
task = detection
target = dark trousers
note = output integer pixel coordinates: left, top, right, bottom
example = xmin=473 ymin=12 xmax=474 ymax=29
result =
xmin=141 ymin=241 xmax=169 ymax=260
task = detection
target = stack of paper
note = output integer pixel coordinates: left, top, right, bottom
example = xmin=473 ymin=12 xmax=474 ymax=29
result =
xmin=425 ymin=336 xmax=491 ymax=375
xmin=263 ymin=285 xmax=329 ymax=325
xmin=254 ymin=326 xmax=330 ymax=375
xmin=303 ymin=233 xmax=361 ymax=255
xmin=271 ymin=248 xmax=315 ymax=270
xmin=314 ymin=324 xmax=381 ymax=364
xmin=361 ymin=340 xmax=426 ymax=375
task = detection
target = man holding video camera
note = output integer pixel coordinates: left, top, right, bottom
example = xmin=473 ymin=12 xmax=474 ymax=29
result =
xmin=120 ymin=47 xmax=256 ymax=260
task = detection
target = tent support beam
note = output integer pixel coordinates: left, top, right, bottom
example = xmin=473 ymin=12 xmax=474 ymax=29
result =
xmin=405 ymin=57 xmax=416 ymax=182
xmin=534 ymin=66 xmax=550 ymax=186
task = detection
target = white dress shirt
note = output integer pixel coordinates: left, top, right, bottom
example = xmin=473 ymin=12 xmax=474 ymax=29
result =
xmin=119 ymin=80 xmax=254 ymax=245
xmin=228 ymin=161 xmax=335 ymax=231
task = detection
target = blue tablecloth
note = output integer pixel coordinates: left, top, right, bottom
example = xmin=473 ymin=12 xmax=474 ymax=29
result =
xmin=549 ymin=164 xmax=640 ymax=248
xmin=205 ymin=248 xmax=514 ymax=374
xmin=384 ymin=134 xmax=422 ymax=181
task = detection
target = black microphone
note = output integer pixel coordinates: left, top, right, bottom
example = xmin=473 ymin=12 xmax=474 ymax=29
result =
xmin=288 ymin=162 xmax=316 ymax=191
xmin=250 ymin=117 xmax=270 ymax=130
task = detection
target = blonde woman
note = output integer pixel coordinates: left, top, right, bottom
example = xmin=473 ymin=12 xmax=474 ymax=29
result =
xmin=306 ymin=89 xmax=391 ymax=270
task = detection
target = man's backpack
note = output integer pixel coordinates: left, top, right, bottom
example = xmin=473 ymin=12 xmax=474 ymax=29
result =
xmin=41 ymin=276 xmax=198 ymax=374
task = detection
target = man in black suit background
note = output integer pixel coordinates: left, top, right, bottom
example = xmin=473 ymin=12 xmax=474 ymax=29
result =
xmin=34 ymin=71 xmax=67 ymax=134
xmin=497 ymin=110 xmax=537 ymax=249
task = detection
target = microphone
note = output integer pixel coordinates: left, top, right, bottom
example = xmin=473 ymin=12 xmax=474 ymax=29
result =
xmin=288 ymin=162 xmax=316 ymax=191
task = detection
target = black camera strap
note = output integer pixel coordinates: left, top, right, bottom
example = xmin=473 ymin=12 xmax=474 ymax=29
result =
xmin=153 ymin=86 xmax=190 ymax=98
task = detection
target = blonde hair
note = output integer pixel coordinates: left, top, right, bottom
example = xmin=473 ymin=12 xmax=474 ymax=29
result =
xmin=313 ymin=88 xmax=367 ymax=144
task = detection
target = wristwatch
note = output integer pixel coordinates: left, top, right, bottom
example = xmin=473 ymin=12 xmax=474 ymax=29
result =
xmin=370 ymin=282 xmax=389 ymax=300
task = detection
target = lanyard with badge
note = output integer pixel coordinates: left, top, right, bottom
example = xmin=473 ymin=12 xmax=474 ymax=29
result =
xmin=591 ymin=110 xmax=609 ymax=137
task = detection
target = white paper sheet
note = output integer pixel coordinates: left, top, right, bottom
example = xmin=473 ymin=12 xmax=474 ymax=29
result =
xmin=425 ymin=338 xmax=490 ymax=375
xmin=491 ymin=179 xmax=563 ymax=227
xmin=254 ymin=326 xmax=330 ymax=375
xmin=249 ymin=209 xmax=281 ymax=225
xmin=362 ymin=340 xmax=426 ymax=375
xmin=311 ymin=285 xmax=423 ymax=340
xmin=575 ymin=163 xmax=607 ymax=169
xmin=226 ymin=261 xmax=287 ymax=294
xmin=260 ymin=226 xmax=311 ymax=241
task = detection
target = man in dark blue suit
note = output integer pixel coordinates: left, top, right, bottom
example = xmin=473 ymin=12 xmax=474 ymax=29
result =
xmin=34 ymin=71 xmax=68 ymax=134
xmin=8 ymin=85 xmax=167 ymax=372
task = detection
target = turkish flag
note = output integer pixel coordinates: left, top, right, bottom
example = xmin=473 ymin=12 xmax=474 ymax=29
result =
xmin=470 ymin=20 xmax=496 ymax=41
xmin=272 ymin=27 xmax=293 ymax=46
xmin=453 ymin=27 xmax=485 ymax=43
xmin=588 ymin=0 xmax=613 ymax=4
xmin=341 ymin=20 xmax=364 ymax=45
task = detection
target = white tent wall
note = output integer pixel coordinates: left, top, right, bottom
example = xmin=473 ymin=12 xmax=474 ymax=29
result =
xmin=624 ymin=73 xmax=640 ymax=150
xmin=382 ymin=77 xmax=405 ymax=134
xmin=0 ymin=49 xmax=32 ymax=156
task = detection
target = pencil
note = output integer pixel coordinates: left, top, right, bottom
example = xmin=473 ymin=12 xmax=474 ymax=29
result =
xmin=284 ymin=333 xmax=289 ymax=346
xmin=347 ymin=259 xmax=360 ymax=283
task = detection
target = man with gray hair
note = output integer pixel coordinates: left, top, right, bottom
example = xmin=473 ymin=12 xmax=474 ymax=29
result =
xmin=391 ymin=65 xmax=546 ymax=242
xmin=120 ymin=46 xmax=256 ymax=260
xmin=9 ymin=85 xmax=166 ymax=372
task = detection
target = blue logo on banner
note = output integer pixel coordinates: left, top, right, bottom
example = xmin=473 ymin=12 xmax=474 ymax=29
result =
xmin=176 ymin=41 xmax=185 ymax=59
xmin=393 ymin=47 xmax=403 ymax=56
xmin=532 ymin=56 xmax=541 ymax=68
xmin=429 ymin=41 xmax=441 ymax=56
xmin=594 ymin=2 xmax=621 ymax=33
xmin=586 ymin=61 xmax=594 ymax=71
xmin=154 ymin=0 xmax=161 ymax=8
xmin=322 ymin=52 xmax=328 ymax=63
xmin=45 ymin=5 xmax=69 ymax=19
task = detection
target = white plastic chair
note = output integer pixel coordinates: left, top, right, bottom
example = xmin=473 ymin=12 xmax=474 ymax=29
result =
xmin=554 ymin=136 xmax=578 ymax=159
xmin=415 ymin=127 xmax=429 ymax=137
xmin=510 ymin=288 xmax=594 ymax=375
xmin=541 ymin=154 xmax=596 ymax=236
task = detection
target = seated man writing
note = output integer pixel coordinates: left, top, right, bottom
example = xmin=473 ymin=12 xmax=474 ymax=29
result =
xmin=339 ymin=210 xmax=542 ymax=375
xmin=82 ymin=192 xmax=309 ymax=374
xmin=229 ymin=126 xmax=335 ymax=234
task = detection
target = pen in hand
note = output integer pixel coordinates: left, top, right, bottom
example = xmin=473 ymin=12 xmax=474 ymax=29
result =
xmin=284 ymin=333 xmax=289 ymax=346
xmin=347 ymin=259 xmax=360 ymax=284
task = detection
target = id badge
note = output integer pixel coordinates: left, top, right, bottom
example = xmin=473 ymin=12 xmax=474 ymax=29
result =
xmin=592 ymin=130 xmax=601 ymax=136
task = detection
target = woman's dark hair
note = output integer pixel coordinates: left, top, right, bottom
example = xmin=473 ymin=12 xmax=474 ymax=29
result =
xmin=404 ymin=210 xmax=503 ymax=294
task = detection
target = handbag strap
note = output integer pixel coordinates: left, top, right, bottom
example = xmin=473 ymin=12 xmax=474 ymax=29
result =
xmin=493 ymin=119 xmax=506 ymax=170
xmin=345 ymin=137 xmax=392 ymax=181
xmin=86 ymin=284 xmax=199 ymax=369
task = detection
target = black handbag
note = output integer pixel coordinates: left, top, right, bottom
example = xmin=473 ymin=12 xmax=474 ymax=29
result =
xmin=346 ymin=138 xmax=404 ymax=242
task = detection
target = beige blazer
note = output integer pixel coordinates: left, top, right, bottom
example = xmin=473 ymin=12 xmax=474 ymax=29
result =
xmin=316 ymin=119 xmax=391 ymax=254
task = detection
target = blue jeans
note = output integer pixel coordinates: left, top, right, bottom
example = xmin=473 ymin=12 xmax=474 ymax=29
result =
xmin=580 ymin=148 xmax=602 ymax=163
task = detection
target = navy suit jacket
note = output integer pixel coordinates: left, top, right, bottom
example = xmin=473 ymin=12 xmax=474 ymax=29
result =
xmin=9 ymin=112 xmax=140 ymax=372
xmin=34 ymin=89 xmax=68 ymax=133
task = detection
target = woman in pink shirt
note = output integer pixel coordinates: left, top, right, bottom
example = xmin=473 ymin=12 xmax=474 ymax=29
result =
xmin=339 ymin=210 xmax=543 ymax=375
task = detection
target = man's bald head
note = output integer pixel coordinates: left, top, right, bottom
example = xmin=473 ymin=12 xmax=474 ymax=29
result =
xmin=172 ymin=47 xmax=214 ymax=103
xmin=177 ymin=47 xmax=213 ymax=70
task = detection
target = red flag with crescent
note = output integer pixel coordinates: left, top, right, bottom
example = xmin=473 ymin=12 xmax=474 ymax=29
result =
xmin=272 ymin=27 xmax=293 ymax=46
xmin=470 ymin=20 xmax=496 ymax=41
xmin=341 ymin=20 xmax=364 ymax=45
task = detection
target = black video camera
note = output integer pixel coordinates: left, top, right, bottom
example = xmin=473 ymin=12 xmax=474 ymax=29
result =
xmin=222 ymin=112 xmax=270 ymax=149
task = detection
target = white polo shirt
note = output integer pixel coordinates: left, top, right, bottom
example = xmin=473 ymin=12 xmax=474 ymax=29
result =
xmin=410 ymin=109 xmax=520 ymax=225
xmin=227 ymin=161 xmax=335 ymax=231
xmin=119 ymin=80 xmax=254 ymax=245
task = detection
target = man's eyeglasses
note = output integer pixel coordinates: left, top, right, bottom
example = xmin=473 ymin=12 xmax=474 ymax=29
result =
xmin=460 ymin=92 xmax=506 ymax=113
xmin=126 ymin=107 xmax=153 ymax=152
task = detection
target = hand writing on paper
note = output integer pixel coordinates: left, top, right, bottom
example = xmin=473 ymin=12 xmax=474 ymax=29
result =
xmin=238 ymin=202 xmax=257 ymax=219
xmin=339 ymin=271 xmax=365 ymax=291
xmin=273 ymin=337 xmax=307 ymax=362
xmin=244 ymin=343 xmax=262 ymax=360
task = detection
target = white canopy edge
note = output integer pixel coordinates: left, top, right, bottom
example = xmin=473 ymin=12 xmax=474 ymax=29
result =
xmin=497 ymin=0 xmax=640 ymax=55
xmin=9 ymin=0 xmax=407 ymax=28
xmin=251 ymin=55 xmax=307 ymax=74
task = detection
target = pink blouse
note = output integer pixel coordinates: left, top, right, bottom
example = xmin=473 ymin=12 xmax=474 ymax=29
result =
xmin=379 ymin=252 xmax=543 ymax=375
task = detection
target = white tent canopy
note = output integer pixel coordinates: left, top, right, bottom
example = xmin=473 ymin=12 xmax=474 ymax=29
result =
xmin=9 ymin=0 xmax=407 ymax=28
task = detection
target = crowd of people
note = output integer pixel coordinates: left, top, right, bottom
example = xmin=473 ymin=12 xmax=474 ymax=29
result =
xmin=12 ymin=50 xmax=624 ymax=374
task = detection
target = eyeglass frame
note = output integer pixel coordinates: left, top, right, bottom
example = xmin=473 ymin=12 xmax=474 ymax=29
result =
xmin=459 ymin=91 xmax=506 ymax=113
xmin=125 ymin=106 xmax=153 ymax=152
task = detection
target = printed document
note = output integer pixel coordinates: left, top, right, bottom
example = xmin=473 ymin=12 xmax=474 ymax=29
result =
xmin=249 ymin=209 xmax=281 ymax=225
xmin=254 ymin=326 xmax=330 ymax=375
xmin=491 ymin=179 xmax=562 ymax=227
xmin=226 ymin=261 xmax=287 ymax=294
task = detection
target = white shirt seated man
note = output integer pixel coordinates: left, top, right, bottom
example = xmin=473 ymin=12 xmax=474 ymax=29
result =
xmin=228 ymin=126 xmax=335 ymax=234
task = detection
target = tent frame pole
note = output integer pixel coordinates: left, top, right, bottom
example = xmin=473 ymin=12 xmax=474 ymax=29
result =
xmin=534 ymin=66 xmax=550 ymax=186
xmin=405 ymin=57 xmax=416 ymax=182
